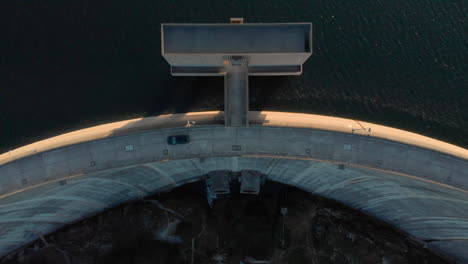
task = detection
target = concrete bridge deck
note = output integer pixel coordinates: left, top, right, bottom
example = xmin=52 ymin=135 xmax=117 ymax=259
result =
xmin=224 ymin=61 xmax=249 ymax=127
xmin=0 ymin=111 xmax=467 ymax=262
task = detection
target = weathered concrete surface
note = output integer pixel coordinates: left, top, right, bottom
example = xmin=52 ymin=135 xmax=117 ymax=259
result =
xmin=161 ymin=23 xmax=312 ymax=75
xmin=163 ymin=24 xmax=311 ymax=54
xmin=0 ymin=112 xmax=467 ymax=262
xmin=224 ymin=61 xmax=249 ymax=127
xmin=0 ymin=183 xmax=453 ymax=264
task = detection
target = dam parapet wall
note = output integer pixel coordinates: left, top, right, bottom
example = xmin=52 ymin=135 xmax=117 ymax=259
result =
xmin=1 ymin=111 xmax=467 ymax=198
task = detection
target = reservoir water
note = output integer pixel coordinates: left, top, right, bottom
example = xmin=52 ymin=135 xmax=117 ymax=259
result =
xmin=0 ymin=0 xmax=466 ymax=152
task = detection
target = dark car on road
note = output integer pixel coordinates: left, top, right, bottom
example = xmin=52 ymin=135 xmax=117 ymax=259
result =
xmin=167 ymin=135 xmax=190 ymax=145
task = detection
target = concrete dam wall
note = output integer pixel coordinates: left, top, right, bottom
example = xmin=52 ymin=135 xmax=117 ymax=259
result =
xmin=0 ymin=111 xmax=467 ymax=262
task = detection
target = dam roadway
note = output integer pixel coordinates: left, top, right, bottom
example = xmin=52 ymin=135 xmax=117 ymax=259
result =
xmin=0 ymin=111 xmax=467 ymax=262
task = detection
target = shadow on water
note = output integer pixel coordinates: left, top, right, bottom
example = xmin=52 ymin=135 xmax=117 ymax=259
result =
xmin=144 ymin=76 xmax=225 ymax=117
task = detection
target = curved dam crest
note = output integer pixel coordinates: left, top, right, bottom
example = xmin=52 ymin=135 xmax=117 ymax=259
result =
xmin=1 ymin=111 xmax=467 ymax=166
xmin=0 ymin=111 xmax=467 ymax=262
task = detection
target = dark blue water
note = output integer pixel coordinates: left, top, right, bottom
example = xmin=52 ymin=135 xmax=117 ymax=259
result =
xmin=0 ymin=0 xmax=467 ymax=152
